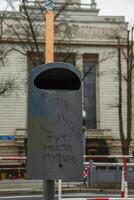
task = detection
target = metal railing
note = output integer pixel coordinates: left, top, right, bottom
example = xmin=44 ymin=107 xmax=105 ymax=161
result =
xmin=0 ymin=155 xmax=133 ymax=181
xmin=24 ymin=0 xmax=94 ymax=9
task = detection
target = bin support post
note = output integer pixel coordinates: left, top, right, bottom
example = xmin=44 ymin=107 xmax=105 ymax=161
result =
xmin=43 ymin=180 xmax=55 ymax=200
xmin=45 ymin=10 xmax=54 ymax=63
xmin=89 ymin=159 xmax=95 ymax=188
xmin=44 ymin=1 xmax=55 ymax=200
xmin=58 ymin=179 xmax=62 ymax=200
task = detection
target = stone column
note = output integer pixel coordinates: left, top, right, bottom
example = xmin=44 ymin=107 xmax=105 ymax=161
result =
xmin=91 ymin=0 xmax=96 ymax=9
xmin=75 ymin=53 xmax=84 ymax=110
xmin=75 ymin=53 xmax=83 ymax=73
xmin=35 ymin=0 xmax=42 ymax=6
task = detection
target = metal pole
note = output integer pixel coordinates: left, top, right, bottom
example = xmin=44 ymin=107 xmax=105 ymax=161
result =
xmin=58 ymin=179 xmax=62 ymax=200
xmin=123 ymin=159 xmax=128 ymax=200
xmin=84 ymin=155 xmax=133 ymax=159
xmin=82 ymin=110 xmax=86 ymax=162
xmin=43 ymin=1 xmax=55 ymax=200
xmin=43 ymin=180 xmax=55 ymax=200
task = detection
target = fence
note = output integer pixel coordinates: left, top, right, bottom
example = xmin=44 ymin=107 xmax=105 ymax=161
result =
xmin=84 ymin=161 xmax=134 ymax=188
xmin=0 ymin=155 xmax=134 ymax=185
xmin=0 ymin=156 xmax=26 ymax=179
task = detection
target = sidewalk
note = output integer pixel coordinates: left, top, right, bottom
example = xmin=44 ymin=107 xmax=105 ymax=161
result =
xmin=0 ymin=180 xmax=42 ymax=195
xmin=0 ymin=180 xmax=133 ymax=195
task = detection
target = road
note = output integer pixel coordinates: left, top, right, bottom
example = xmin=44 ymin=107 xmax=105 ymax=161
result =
xmin=0 ymin=193 xmax=134 ymax=200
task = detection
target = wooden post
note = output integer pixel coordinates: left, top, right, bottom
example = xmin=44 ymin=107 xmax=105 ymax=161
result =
xmin=45 ymin=10 xmax=54 ymax=63
xmin=43 ymin=2 xmax=55 ymax=199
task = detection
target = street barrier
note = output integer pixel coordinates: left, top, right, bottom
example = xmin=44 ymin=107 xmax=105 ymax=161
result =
xmin=0 ymin=157 xmax=26 ymax=160
xmin=91 ymin=198 xmax=129 ymax=200
xmin=0 ymin=155 xmax=133 ymax=200
xmin=85 ymin=155 xmax=132 ymax=200
xmin=0 ymin=156 xmax=26 ymax=179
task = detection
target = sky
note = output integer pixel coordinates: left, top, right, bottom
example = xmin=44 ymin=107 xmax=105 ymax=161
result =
xmin=0 ymin=0 xmax=134 ymax=25
xmin=83 ymin=0 xmax=134 ymax=25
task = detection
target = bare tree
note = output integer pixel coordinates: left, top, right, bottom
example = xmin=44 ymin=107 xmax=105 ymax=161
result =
xmin=2 ymin=0 xmax=75 ymax=67
xmin=117 ymin=27 xmax=133 ymax=155
xmin=0 ymin=0 xmax=76 ymax=95
xmin=0 ymin=7 xmax=19 ymax=95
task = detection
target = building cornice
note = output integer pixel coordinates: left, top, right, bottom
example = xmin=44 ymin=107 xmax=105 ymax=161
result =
xmin=0 ymin=38 xmax=127 ymax=48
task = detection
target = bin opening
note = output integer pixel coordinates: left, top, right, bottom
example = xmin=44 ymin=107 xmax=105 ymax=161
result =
xmin=34 ymin=67 xmax=81 ymax=90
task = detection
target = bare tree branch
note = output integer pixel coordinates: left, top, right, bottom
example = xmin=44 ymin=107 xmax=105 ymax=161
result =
xmin=82 ymin=50 xmax=116 ymax=80
xmin=55 ymin=0 xmax=73 ymax=19
xmin=0 ymin=77 xmax=19 ymax=96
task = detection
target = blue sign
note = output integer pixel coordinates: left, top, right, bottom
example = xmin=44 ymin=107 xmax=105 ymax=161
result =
xmin=0 ymin=135 xmax=16 ymax=140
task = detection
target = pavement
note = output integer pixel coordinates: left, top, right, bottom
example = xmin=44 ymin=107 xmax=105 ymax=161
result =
xmin=0 ymin=179 xmax=133 ymax=195
xmin=0 ymin=180 xmax=42 ymax=195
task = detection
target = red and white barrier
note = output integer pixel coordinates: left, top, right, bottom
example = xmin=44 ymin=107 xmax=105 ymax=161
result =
xmin=92 ymin=161 xmax=129 ymax=200
xmin=121 ymin=169 xmax=125 ymax=198
xmin=0 ymin=155 xmax=132 ymax=160
xmin=120 ymin=159 xmax=128 ymax=199
xmin=91 ymin=198 xmax=134 ymax=200
xmin=84 ymin=155 xmax=131 ymax=200
xmin=0 ymin=155 xmax=131 ymax=199
xmin=0 ymin=156 xmax=27 ymax=160
xmin=91 ymin=198 xmax=129 ymax=200
xmin=92 ymin=198 xmax=110 ymax=200
xmin=84 ymin=155 xmax=133 ymax=159
xmin=92 ymin=198 xmax=120 ymax=200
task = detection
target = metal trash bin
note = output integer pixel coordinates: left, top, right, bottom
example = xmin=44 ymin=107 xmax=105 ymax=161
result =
xmin=27 ymin=62 xmax=83 ymax=180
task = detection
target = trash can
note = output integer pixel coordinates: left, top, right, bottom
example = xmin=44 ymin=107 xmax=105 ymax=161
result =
xmin=27 ymin=62 xmax=83 ymax=180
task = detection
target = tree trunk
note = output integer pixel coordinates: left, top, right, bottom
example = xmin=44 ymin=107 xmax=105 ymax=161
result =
xmin=118 ymin=38 xmax=125 ymax=152
xmin=122 ymin=139 xmax=130 ymax=155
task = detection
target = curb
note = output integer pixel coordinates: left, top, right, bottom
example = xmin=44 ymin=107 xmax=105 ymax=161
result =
xmin=0 ymin=187 xmax=134 ymax=195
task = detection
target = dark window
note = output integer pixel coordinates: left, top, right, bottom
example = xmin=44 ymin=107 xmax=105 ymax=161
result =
xmin=27 ymin=52 xmax=75 ymax=72
xmin=83 ymin=54 xmax=97 ymax=129
xmin=55 ymin=53 xmax=75 ymax=65
xmin=27 ymin=51 xmax=44 ymax=72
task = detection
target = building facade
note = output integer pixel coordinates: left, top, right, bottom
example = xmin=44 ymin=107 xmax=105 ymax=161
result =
xmin=0 ymin=0 xmax=133 ymax=178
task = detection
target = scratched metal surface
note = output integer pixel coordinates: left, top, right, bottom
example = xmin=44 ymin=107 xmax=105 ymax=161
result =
xmin=27 ymin=62 xmax=83 ymax=180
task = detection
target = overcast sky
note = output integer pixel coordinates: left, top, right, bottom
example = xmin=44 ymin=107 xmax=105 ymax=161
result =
xmin=0 ymin=0 xmax=134 ymax=25
xmin=83 ymin=0 xmax=134 ymax=25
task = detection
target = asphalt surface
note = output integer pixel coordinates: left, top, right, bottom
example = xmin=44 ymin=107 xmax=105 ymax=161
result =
xmin=0 ymin=193 xmax=134 ymax=200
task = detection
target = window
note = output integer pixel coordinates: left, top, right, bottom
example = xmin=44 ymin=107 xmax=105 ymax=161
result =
xmin=55 ymin=53 xmax=75 ymax=65
xmin=27 ymin=52 xmax=75 ymax=72
xmin=27 ymin=52 xmax=44 ymax=72
xmin=83 ymin=54 xmax=97 ymax=129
